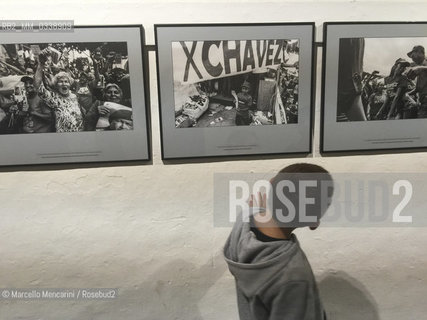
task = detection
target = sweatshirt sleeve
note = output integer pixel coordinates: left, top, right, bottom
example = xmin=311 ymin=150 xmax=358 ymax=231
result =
xmin=268 ymin=281 xmax=309 ymax=320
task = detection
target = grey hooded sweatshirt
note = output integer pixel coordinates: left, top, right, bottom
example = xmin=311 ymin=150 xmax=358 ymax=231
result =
xmin=223 ymin=211 xmax=325 ymax=320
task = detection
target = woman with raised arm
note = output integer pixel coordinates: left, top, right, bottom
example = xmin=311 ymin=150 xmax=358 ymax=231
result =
xmin=33 ymin=48 xmax=83 ymax=132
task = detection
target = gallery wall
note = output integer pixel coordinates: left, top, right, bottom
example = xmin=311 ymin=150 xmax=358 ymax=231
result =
xmin=1 ymin=1 xmax=427 ymax=319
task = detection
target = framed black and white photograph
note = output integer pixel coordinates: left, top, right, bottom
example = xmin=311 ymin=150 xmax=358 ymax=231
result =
xmin=0 ymin=25 xmax=150 ymax=166
xmin=322 ymin=22 xmax=427 ymax=153
xmin=155 ymin=23 xmax=314 ymax=160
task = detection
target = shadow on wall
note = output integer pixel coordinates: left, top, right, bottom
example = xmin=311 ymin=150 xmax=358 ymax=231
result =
xmin=138 ymin=252 xmax=227 ymax=320
xmin=318 ymin=271 xmax=379 ymax=320
xmin=69 ymin=253 xmax=227 ymax=320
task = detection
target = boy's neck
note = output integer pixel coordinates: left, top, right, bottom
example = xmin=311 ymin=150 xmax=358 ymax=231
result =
xmin=253 ymin=210 xmax=294 ymax=240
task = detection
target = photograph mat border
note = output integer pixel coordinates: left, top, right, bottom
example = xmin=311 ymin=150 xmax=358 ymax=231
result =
xmin=0 ymin=25 xmax=151 ymax=166
xmin=155 ymin=23 xmax=315 ymax=160
xmin=321 ymin=21 xmax=427 ymax=154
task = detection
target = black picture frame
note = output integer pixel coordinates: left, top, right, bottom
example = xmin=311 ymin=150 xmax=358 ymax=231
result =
xmin=321 ymin=21 xmax=427 ymax=154
xmin=155 ymin=23 xmax=315 ymax=160
xmin=0 ymin=24 xmax=151 ymax=167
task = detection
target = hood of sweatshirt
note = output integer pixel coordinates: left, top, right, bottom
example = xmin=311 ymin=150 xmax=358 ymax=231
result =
xmin=223 ymin=211 xmax=299 ymax=298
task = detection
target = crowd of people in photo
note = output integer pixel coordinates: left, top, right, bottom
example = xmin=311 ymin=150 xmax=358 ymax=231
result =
xmin=0 ymin=43 xmax=133 ymax=134
xmin=338 ymin=40 xmax=427 ymax=122
xmin=228 ymin=64 xmax=299 ymax=127
xmin=175 ymin=62 xmax=299 ymax=128
xmin=279 ymin=66 xmax=299 ymax=124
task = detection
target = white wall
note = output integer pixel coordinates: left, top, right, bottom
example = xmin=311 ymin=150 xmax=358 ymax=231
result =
xmin=1 ymin=1 xmax=427 ymax=319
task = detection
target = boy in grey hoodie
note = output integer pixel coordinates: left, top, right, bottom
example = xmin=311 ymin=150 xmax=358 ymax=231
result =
xmin=223 ymin=163 xmax=333 ymax=320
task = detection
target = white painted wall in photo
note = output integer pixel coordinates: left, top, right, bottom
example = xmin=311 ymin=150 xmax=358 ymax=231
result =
xmin=0 ymin=1 xmax=426 ymax=320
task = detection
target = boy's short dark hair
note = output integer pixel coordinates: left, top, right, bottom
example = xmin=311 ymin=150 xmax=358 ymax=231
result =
xmin=270 ymin=163 xmax=333 ymax=228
